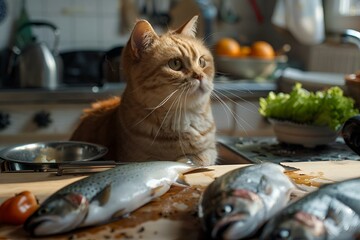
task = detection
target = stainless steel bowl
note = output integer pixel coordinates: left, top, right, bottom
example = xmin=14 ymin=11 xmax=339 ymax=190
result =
xmin=215 ymin=55 xmax=287 ymax=79
xmin=0 ymin=141 xmax=108 ymax=171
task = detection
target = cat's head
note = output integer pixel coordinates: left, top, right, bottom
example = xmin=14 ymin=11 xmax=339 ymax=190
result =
xmin=121 ymin=16 xmax=214 ymax=110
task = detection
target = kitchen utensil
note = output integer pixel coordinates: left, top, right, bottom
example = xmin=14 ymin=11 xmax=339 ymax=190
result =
xmin=14 ymin=21 xmax=61 ymax=89
xmin=0 ymin=141 xmax=108 ymax=171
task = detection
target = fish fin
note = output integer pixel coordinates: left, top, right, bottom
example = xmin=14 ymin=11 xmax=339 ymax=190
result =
xmin=150 ymin=185 xmax=170 ymax=197
xmin=183 ymin=167 xmax=214 ymax=175
xmin=64 ymin=193 xmax=89 ymax=208
xmin=173 ymin=173 xmax=190 ymax=187
xmin=280 ymin=163 xmax=301 ymax=171
xmin=259 ymin=175 xmax=273 ymax=195
xmin=111 ymin=208 xmax=127 ymax=219
xmin=92 ymin=184 xmax=112 ymax=206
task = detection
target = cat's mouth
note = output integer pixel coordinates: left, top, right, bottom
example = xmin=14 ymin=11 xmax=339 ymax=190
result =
xmin=189 ymin=78 xmax=212 ymax=95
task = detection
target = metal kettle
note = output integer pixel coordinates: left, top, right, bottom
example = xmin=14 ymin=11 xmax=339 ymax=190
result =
xmin=16 ymin=21 xmax=62 ymax=89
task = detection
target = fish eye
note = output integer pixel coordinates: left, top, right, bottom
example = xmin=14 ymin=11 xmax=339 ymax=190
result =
xmin=273 ymin=228 xmax=291 ymax=239
xmin=38 ymin=207 xmax=49 ymax=215
xmin=217 ymin=204 xmax=234 ymax=216
xmin=168 ymin=58 xmax=183 ymax=71
xmin=199 ymin=56 xmax=206 ymax=68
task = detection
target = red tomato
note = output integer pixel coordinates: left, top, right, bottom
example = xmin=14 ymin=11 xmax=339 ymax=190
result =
xmin=0 ymin=191 xmax=39 ymax=225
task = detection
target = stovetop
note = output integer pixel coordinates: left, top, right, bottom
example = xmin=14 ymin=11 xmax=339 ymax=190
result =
xmin=218 ymin=136 xmax=360 ymax=164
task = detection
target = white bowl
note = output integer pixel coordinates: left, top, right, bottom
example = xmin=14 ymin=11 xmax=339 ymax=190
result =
xmin=269 ymin=119 xmax=339 ymax=148
xmin=215 ymin=56 xmax=287 ymax=79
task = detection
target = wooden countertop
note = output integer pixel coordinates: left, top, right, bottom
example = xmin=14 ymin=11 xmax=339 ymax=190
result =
xmin=1 ymin=161 xmax=360 ymax=239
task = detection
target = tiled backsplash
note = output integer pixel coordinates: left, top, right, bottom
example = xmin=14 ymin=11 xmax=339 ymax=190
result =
xmin=0 ymin=0 xmax=278 ymax=52
xmin=0 ymin=0 xmax=130 ymax=51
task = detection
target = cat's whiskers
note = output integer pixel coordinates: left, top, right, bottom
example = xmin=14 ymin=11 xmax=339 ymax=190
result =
xmin=177 ymin=86 xmax=192 ymax=157
xmin=132 ymin=89 xmax=179 ymax=128
xmin=213 ymin=80 xmax=255 ymax=99
xmin=211 ymin=90 xmax=253 ymax=134
xmin=145 ymin=89 xmax=179 ymax=110
xmin=151 ymin=87 xmax=186 ymax=146
xmin=210 ymin=92 xmax=233 ymax=129
xmin=213 ymin=86 xmax=259 ymax=133
xmin=173 ymin=88 xmax=185 ymax=155
xmin=213 ymin=88 xmax=258 ymax=114
xmin=172 ymin=85 xmax=187 ymax=131
xmin=213 ymin=92 xmax=248 ymax=132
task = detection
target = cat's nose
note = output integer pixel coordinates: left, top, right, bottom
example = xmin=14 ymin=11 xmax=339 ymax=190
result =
xmin=192 ymin=73 xmax=203 ymax=81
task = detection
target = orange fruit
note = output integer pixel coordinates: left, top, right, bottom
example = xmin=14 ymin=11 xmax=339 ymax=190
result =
xmin=240 ymin=46 xmax=251 ymax=57
xmin=215 ymin=38 xmax=241 ymax=57
xmin=251 ymin=41 xmax=275 ymax=59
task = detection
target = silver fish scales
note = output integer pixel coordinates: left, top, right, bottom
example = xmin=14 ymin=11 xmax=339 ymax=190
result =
xmin=198 ymin=162 xmax=298 ymax=240
xmin=24 ymin=161 xmax=196 ymax=236
xmin=260 ymin=177 xmax=360 ymax=240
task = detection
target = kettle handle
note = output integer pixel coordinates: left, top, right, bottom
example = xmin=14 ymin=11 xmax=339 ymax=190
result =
xmin=17 ymin=21 xmax=60 ymax=53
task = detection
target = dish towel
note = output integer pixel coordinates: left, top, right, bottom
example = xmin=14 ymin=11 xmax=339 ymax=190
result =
xmin=272 ymin=0 xmax=325 ymax=45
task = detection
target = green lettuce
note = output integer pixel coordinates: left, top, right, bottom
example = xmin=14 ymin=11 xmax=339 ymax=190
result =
xmin=259 ymin=83 xmax=359 ymax=130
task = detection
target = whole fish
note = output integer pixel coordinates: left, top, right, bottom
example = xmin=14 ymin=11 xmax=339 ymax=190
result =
xmin=198 ymin=162 xmax=299 ymax=240
xmin=24 ymin=161 xmax=197 ymax=236
xmin=260 ymin=177 xmax=360 ymax=240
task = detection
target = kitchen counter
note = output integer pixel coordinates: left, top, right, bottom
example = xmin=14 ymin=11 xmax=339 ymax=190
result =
xmin=1 ymin=160 xmax=360 ymax=239
xmin=0 ymin=80 xmax=276 ymax=148
xmin=0 ymin=80 xmax=276 ymax=104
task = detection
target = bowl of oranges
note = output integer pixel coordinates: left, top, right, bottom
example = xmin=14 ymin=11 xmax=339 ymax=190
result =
xmin=214 ymin=38 xmax=288 ymax=80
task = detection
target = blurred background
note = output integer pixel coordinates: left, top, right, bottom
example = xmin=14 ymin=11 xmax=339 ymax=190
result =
xmin=0 ymin=0 xmax=360 ymax=84
xmin=0 ymin=0 xmax=360 ymax=147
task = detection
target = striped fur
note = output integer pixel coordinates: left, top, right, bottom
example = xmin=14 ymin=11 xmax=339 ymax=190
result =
xmin=71 ymin=16 xmax=217 ymax=166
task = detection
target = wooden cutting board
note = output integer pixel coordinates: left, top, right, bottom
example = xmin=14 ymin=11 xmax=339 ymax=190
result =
xmin=1 ymin=160 xmax=360 ymax=240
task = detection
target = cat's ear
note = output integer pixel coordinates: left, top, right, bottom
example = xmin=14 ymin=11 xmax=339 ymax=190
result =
xmin=130 ymin=20 xmax=158 ymax=58
xmin=175 ymin=15 xmax=198 ymax=38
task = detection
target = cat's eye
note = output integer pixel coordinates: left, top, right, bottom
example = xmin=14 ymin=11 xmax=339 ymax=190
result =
xmin=199 ymin=57 xmax=206 ymax=68
xmin=168 ymin=58 xmax=183 ymax=71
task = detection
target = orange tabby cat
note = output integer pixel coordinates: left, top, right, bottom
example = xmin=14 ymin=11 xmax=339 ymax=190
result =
xmin=70 ymin=16 xmax=217 ymax=166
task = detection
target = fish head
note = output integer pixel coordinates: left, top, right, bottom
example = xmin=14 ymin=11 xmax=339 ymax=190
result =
xmin=23 ymin=193 xmax=89 ymax=236
xmin=200 ymin=189 xmax=264 ymax=240
xmin=262 ymin=211 xmax=326 ymax=240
